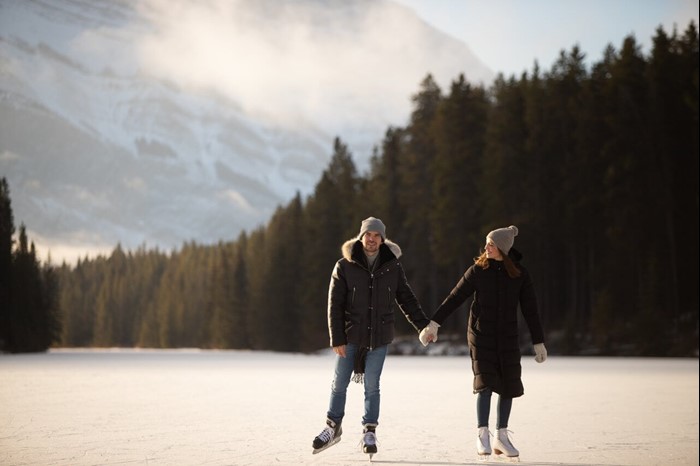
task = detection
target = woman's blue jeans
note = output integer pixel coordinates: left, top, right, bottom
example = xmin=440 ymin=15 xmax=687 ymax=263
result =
xmin=476 ymin=388 xmax=513 ymax=429
xmin=327 ymin=344 xmax=388 ymax=426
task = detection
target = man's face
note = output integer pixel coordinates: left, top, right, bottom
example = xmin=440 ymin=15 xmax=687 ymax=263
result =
xmin=361 ymin=231 xmax=383 ymax=254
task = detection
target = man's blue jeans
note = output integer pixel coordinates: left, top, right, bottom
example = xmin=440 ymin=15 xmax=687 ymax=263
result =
xmin=327 ymin=344 xmax=388 ymax=426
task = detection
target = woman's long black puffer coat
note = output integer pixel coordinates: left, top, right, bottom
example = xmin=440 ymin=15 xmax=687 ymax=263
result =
xmin=431 ymin=249 xmax=545 ymax=398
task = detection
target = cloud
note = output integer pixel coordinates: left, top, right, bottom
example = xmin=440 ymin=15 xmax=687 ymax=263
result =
xmin=25 ymin=229 xmax=115 ymax=266
xmin=0 ymin=150 xmax=21 ymax=162
xmin=123 ymin=176 xmax=148 ymax=193
xmin=131 ymin=0 xmax=490 ymax=141
xmin=219 ymin=189 xmax=253 ymax=213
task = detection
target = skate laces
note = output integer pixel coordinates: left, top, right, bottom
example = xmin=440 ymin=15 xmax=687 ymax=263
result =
xmin=499 ymin=429 xmax=515 ymax=447
xmin=478 ymin=428 xmax=491 ymax=445
xmin=358 ymin=431 xmax=379 ymax=448
xmin=317 ymin=426 xmax=335 ymax=443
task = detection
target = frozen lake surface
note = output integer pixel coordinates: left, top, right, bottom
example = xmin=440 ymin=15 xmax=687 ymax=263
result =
xmin=1 ymin=349 xmax=698 ymax=465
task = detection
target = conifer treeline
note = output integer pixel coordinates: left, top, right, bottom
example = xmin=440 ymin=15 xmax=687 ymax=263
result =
xmin=45 ymin=24 xmax=700 ymax=355
xmin=0 ymin=179 xmax=61 ymax=353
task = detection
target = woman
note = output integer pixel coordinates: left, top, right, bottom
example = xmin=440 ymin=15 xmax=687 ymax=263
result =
xmin=420 ymin=225 xmax=547 ymax=460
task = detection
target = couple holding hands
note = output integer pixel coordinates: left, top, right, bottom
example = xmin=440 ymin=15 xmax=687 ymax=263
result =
xmin=312 ymin=217 xmax=547 ymax=461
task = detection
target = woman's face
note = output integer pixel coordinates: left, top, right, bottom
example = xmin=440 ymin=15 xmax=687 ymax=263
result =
xmin=485 ymin=240 xmax=502 ymax=260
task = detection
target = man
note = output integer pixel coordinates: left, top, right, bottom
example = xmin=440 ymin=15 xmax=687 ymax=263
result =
xmin=312 ymin=217 xmax=431 ymax=459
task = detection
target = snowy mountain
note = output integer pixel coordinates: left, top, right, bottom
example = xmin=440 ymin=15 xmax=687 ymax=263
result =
xmin=0 ymin=0 xmax=493 ymax=263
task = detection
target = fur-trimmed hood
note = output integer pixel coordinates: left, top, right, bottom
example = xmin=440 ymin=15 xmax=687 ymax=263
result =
xmin=341 ymin=238 xmax=402 ymax=262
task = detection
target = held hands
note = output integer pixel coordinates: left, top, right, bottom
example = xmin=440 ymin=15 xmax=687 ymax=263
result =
xmin=534 ymin=343 xmax=547 ymax=363
xmin=419 ymin=321 xmax=440 ymax=346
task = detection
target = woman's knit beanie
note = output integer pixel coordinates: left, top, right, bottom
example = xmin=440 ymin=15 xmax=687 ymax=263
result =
xmin=486 ymin=225 xmax=519 ymax=254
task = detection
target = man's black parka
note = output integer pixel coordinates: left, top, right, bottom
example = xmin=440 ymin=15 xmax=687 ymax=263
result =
xmin=327 ymin=238 xmax=429 ymax=349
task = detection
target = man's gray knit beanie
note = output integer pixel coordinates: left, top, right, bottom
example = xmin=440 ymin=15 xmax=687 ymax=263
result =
xmin=487 ymin=225 xmax=519 ymax=254
xmin=359 ymin=217 xmax=386 ymax=240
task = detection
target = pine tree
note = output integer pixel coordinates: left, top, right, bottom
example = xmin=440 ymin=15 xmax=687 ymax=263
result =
xmin=38 ymin=264 xmax=61 ymax=350
xmin=481 ymin=74 xmax=529 ymax=221
xmin=648 ymin=23 xmax=699 ymax=322
xmin=431 ymin=74 xmax=488 ymax=272
xmin=363 ymin=127 xmax=406 ymax=237
xmin=0 ymin=178 xmax=14 ymax=351
xmin=0 ymin=180 xmax=60 ymax=352
xmin=6 ymin=226 xmax=58 ymax=352
xmin=230 ymin=233 xmax=251 ymax=349
xmin=426 ymin=74 xmax=489 ymax=334
xmin=244 ymin=227 xmax=267 ymax=349
xmin=299 ymin=138 xmax=361 ymax=350
xmin=257 ymin=195 xmax=304 ymax=351
xmin=398 ymin=75 xmax=441 ymax=311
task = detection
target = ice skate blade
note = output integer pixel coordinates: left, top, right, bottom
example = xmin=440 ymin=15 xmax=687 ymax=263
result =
xmin=312 ymin=436 xmax=341 ymax=454
xmin=364 ymin=446 xmax=377 ymax=461
xmin=476 ymin=453 xmax=520 ymax=463
xmin=493 ymin=454 xmax=520 ymax=463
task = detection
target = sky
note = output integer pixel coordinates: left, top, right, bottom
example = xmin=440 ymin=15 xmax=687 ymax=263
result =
xmin=393 ymin=0 xmax=699 ymax=78
xmin=2 ymin=0 xmax=699 ymax=265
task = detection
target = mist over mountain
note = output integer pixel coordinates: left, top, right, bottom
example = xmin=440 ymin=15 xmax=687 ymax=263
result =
xmin=0 ymin=0 xmax=493 ymax=264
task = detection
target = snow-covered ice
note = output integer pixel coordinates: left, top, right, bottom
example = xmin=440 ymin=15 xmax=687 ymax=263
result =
xmin=1 ymin=349 xmax=697 ymax=465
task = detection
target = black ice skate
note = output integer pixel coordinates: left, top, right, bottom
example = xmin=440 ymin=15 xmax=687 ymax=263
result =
xmin=312 ymin=418 xmax=342 ymax=454
xmin=361 ymin=425 xmax=378 ymax=461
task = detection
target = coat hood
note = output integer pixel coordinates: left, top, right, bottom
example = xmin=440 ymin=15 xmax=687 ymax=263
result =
xmin=341 ymin=238 xmax=402 ymax=262
xmin=508 ymin=247 xmax=523 ymax=263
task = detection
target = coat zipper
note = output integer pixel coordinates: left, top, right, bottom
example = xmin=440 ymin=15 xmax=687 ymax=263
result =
xmin=369 ymin=272 xmax=374 ymax=350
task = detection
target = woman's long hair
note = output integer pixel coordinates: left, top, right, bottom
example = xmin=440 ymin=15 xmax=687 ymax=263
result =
xmin=474 ymin=249 xmax=521 ymax=278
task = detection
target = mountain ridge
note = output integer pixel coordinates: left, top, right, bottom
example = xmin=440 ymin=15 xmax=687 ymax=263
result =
xmin=0 ymin=0 xmax=494 ymax=264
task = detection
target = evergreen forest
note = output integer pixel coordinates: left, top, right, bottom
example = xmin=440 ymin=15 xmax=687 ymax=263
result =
xmin=2 ymin=24 xmax=698 ymax=355
xmin=1 ymin=179 xmax=61 ymax=353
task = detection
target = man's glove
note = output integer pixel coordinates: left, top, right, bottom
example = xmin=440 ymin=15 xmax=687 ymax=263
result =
xmin=419 ymin=321 xmax=440 ymax=346
xmin=534 ymin=343 xmax=547 ymax=363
